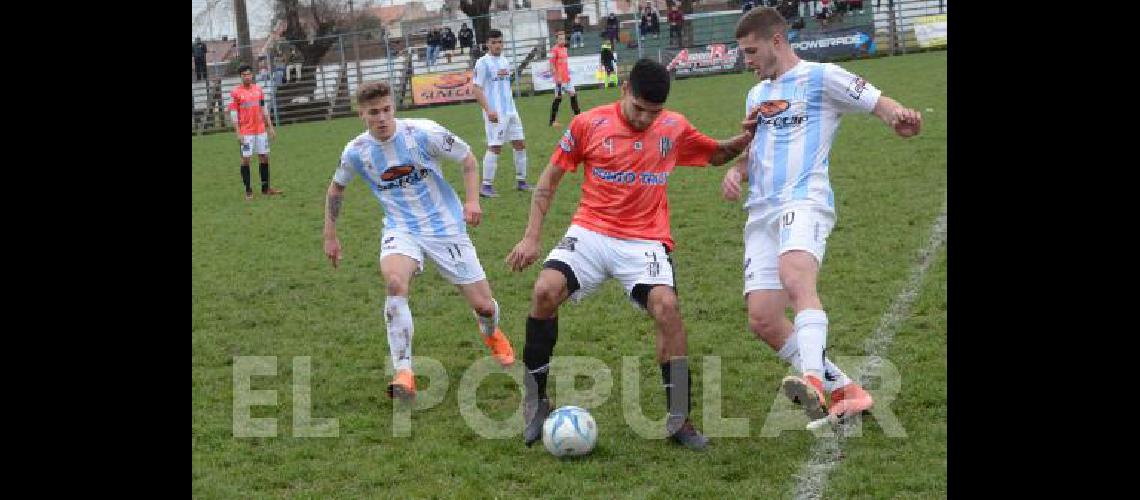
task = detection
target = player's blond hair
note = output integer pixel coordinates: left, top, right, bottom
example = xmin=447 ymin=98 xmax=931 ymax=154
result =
xmin=734 ymin=7 xmax=788 ymax=40
xmin=356 ymin=82 xmax=391 ymax=105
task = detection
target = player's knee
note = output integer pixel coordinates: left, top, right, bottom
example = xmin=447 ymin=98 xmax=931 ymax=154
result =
xmin=489 ymin=145 xmax=502 ymax=154
xmin=512 ymin=142 xmax=526 ymax=150
xmin=532 ymin=281 xmax=561 ymax=311
xmin=472 ymin=298 xmax=496 ymax=317
xmin=782 ymin=279 xmax=817 ymax=305
xmin=384 ymin=276 xmax=410 ymax=297
xmin=748 ymin=312 xmax=782 ymax=342
xmin=647 ymin=287 xmax=679 ymax=318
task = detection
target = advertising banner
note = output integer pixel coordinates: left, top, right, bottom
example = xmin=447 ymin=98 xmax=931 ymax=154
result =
xmin=787 ymin=25 xmax=876 ymax=61
xmin=914 ymin=15 xmax=947 ymax=48
xmin=532 ymin=55 xmax=605 ymax=91
xmin=411 ymin=71 xmax=476 ymax=105
xmin=663 ymin=43 xmax=742 ymax=77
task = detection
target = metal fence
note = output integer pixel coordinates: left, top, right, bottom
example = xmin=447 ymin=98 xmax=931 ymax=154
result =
xmin=192 ymin=0 xmax=945 ymax=135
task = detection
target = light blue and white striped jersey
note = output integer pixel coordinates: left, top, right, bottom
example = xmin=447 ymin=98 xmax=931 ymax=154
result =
xmin=333 ymin=119 xmax=472 ymax=237
xmin=472 ymin=54 xmax=517 ymax=116
xmin=742 ymin=61 xmax=881 ymax=213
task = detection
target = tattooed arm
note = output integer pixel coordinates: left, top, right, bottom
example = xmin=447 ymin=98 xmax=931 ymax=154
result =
xmin=708 ymin=107 xmax=761 ymax=166
xmin=323 ymin=181 xmax=347 ymax=268
xmin=505 ymin=163 xmax=567 ymax=272
xmin=707 ymin=133 xmax=753 ymax=166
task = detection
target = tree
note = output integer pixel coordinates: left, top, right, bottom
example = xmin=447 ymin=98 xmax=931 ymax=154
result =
xmin=274 ymin=1 xmax=350 ymax=101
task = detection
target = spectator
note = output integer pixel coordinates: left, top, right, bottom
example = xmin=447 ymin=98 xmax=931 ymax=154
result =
xmin=459 ymin=23 xmax=474 ymax=54
xmin=640 ymin=11 xmax=650 ymax=40
xmin=668 ymin=5 xmax=684 ymax=47
xmin=743 ymin=0 xmax=756 ymax=13
xmin=816 ymin=0 xmax=833 ymax=21
xmin=649 ymin=9 xmax=660 ymax=39
xmin=426 ymin=28 xmax=442 ymax=70
xmin=571 ymin=16 xmax=585 ymax=48
xmin=605 ymin=12 xmax=619 ymax=45
xmin=443 ymin=27 xmax=457 ymax=54
xmin=193 ymin=37 xmax=208 ymax=81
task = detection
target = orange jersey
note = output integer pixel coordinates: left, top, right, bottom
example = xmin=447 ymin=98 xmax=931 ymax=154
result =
xmin=549 ymin=45 xmax=570 ymax=83
xmin=550 ymin=103 xmax=719 ymax=251
xmin=228 ymin=84 xmax=267 ymax=135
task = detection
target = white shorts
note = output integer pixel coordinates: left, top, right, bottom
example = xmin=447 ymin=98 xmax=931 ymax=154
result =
xmin=544 ymin=225 xmax=675 ymax=310
xmin=553 ymin=82 xmax=576 ymax=96
xmin=380 ymin=230 xmax=487 ymax=285
xmin=742 ymin=203 xmax=836 ymax=294
xmin=484 ymin=112 xmax=526 ymax=146
xmin=239 ymin=133 xmax=270 ymax=157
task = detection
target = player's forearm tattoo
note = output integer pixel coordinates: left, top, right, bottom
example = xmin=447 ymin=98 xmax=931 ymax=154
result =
xmin=327 ymin=193 xmax=343 ymax=222
xmin=711 ymin=135 xmax=749 ymax=165
xmin=532 ymin=187 xmax=554 ymax=215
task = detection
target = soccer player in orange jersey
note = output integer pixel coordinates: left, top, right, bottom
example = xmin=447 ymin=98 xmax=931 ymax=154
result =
xmin=229 ymin=64 xmax=282 ymax=200
xmin=507 ymin=59 xmax=758 ymax=451
xmin=547 ymin=31 xmax=580 ymax=128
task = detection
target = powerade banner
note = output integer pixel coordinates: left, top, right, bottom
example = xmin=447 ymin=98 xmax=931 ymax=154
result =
xmin=787 ymin=25 xmax=876 ymax=61
xmin=663 ymin=43 xmax=742 ymax=77
xmin=531 ymin=55 xmax=603 ymax=91
xmin=411 ymin=71 xmax=476 ymax=105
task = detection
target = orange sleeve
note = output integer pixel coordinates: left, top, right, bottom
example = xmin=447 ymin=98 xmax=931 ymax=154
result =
xmin=549 ymin=114 xmax=588 ymax=172
xmin=674 ymin=118 xmax=720 ymax=167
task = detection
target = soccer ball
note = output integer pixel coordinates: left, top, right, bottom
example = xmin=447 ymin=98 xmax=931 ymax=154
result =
xmin=541 ymin=405 xmax=597 ymax=457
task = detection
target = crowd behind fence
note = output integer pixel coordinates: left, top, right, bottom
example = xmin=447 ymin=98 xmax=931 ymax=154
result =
xmin=193 ymin=0 xmax=944 ymax=135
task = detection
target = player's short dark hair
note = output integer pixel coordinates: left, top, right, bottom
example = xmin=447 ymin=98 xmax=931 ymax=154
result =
xmin=628 ymin=59 xmax=671 ymax=104
xmin=734 ymin=7 xmax=788 ymax=40
xmin=488 ymin=29 xmax=503 ymax=40
xmin=356 ymin=81 xmax=392 ymax=105
xmin=238 ymin=64 xmax=253 ymax=74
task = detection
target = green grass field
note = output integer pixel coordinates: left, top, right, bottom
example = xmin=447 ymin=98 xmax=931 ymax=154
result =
xmin=193 ymin=50 xmax=946 ymax=498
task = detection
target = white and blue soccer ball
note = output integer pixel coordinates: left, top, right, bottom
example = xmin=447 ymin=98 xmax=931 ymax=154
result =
xmin=542 ymin=405 xmax=598 ymax=457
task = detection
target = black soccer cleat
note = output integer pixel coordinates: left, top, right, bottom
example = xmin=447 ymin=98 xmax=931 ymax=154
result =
xmin=668 ymin=418 xmax=709 ymax=451
xmin=523 ymin=398 xmax=552 ymax=447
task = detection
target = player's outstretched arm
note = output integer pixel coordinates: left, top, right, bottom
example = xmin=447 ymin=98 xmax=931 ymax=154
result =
xmin=708 ymin=106 xmax=761 ymax=165
xmin=872 ymin=95 xmax=923 ymax=138
xmin=708 ymin=132 xmax=753 ymax=166
xmin=323 ymin=181 xmax=346 ymax=268
xmin=460 ymin=151 xmax=483 ymax=226
xmin=506 ymin=163 xmax=567 ymax=272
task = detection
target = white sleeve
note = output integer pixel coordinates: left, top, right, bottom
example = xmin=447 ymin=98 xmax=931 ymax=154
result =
xmin=332 ymin=145 xmax=357 ymax=186
xmin=423 ymin=121 xmax=471 ymax=163
xmin=823 ymin=63 xmax=881 ymax=115
xmin=472 ymin=58 xmax=487 ymax=88
xmin=744 ymin=85 xmax=759 ymax=118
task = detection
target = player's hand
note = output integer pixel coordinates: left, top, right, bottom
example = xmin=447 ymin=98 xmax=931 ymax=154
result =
xmin=722 ymin=168 xmax=743 ymax=201
xmin=742 ymin=106 xmax=761 ymax=136
xmin=506 ymin=237 xmax=540 ymax=272
xmin=486 ymin=110 xmax=499 ymax=123
xmin=464 ymin=200 xmax=483 ymax=226
xmin=893 ymin=107 xmax=922 ymax=138
xmin=268 ymin=128 xmax=277 ymax=140
xmin=324 ymin=237 xmax=342 ymax=268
